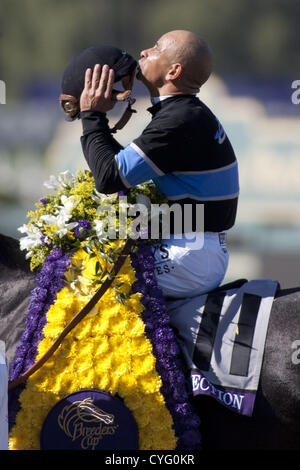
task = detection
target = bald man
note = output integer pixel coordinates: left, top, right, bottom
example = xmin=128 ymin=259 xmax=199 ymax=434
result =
xmin=79 ymin=30 xmax=239 ymax=298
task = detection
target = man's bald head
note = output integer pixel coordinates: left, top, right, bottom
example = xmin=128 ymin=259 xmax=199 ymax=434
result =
xmin=161 ymin=30 xmax=213 ymax=92
xmin=138 ymin=29 xmax=213 ymax=96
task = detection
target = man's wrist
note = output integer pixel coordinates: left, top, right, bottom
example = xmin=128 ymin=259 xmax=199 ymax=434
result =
xmin=80 ymin=109 xmax=107 ymax=118
xmin=80 ymin=109 xmax=109 ymax=135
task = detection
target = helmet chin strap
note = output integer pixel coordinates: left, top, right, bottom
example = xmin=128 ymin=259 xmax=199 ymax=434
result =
xmin=109 ymin=67 xmax=137 ymax=133
xmin=109 ymin=89 xmax=137 ymax=134
xmin=112 ymin=89 xmax=131 ymax=101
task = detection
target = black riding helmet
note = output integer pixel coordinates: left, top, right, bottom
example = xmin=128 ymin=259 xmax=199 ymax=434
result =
xmin=60 ymin=45 xmax=137 ymax=122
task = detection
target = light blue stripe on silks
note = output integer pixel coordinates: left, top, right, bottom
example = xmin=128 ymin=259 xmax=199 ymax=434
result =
xmin=115 ymin=143 xmax=164 ymax=188
xmin=153 ymin=161 xmax=239 ymax=201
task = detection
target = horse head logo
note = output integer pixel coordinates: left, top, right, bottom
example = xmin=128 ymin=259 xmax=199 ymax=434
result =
xmin=58 ymin=397 xmax=116 ymax=448
xmin=74 ymin=397 xmax=114 ymax=424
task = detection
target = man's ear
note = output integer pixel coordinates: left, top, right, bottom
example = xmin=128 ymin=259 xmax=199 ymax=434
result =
xmin=166 ymin=63 xmax=183 ymax=81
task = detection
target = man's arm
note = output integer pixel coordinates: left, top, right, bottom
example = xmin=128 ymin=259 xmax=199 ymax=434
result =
xmin=79 ymin=65 xmax=126 ymax=194
xmin=80 ymin=64 xmax=166 ymax=193
xmin=80 ymin=110 xmax=126 ymax=194
xmin=81 ymin=109 xmax=166 ymax=193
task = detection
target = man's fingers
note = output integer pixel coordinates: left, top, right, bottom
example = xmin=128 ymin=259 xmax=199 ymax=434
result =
xmin=97 ymin=64 xmax=110 ymax=96
xmin=81 ymin=64 xmax=116 ymax=112
xmin=91 ymin=64 xmax=101 ymax=92
xmin=105 ymin=69 xmax=115 ymax=99
xmin=84 ymin=68 xmax=93 ymax=90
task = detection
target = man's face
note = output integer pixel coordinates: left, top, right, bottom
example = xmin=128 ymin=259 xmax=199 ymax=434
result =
xmin=137 ymin=33 xmax=174 ymax=94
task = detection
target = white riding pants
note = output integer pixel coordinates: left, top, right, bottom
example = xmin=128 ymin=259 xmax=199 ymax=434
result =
xmin=152 ymin=232 xmax=229 ymax=299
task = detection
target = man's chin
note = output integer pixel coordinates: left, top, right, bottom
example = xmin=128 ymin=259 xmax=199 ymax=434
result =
xmin=136 ymin=65 xmax=146 ymax=82
xmin=136 ymin=69 xmax=143 ymax=81
xmin=136 ymin=68 xmax=151 ymax=92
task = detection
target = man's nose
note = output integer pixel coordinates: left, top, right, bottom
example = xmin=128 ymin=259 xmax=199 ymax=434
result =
xmin=140 ymin=48 xmax=149 ymax=58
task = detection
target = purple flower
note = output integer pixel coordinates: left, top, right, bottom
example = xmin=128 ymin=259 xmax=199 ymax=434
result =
xmin=30 ymin=287 xmax=48 ymax=302
xmin=40 ymin=236 xmax=53 ymax=249
xmin=40 ymin=198 xmax=48 ymax=205
xmin=8 ymin=248 xmax=71 ymax=429
xmin=74 ymin=219 xmax=92 ymax=238
xmin=130 ymin=240 xmax=202 ymax=450
xmin=117 ymin=190 xmax=129 ymax=198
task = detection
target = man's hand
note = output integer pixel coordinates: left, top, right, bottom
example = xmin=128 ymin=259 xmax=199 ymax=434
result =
xmin=80 ymin=64 xmax=116 ymax=113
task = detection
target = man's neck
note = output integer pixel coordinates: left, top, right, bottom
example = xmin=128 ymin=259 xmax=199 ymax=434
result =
xmin=150 ymin=95 xmax=173 ymax=105
xmin=150 ymin=93 xmax=197 ymax=105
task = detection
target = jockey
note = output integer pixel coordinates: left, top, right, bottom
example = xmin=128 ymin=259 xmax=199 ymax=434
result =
xmin=61 ymin=32 xmax=239 ymax=299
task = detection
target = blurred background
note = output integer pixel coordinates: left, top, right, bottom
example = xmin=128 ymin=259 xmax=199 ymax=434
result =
xmin=1 ymin=0 xmax=300 ymax=288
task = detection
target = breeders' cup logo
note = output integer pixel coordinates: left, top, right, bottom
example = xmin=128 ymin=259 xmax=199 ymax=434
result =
xmin=58 ymin=397 xmax=118 ymax=450
xmin=41 ymin=389 xmax=139 ymax=450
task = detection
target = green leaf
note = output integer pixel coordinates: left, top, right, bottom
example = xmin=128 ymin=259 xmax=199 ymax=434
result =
xmin=115 ymin=294 xmax=126 ymax=305
xmin=95 ymin=260 xmax=101 ymax=274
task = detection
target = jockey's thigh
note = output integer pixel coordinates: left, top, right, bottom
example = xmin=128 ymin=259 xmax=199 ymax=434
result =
xmin=152 ymin=232 xmax=229 ymax=299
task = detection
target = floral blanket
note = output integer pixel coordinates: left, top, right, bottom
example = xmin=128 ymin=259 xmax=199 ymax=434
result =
xmin=8 ymin=170 xmax=201 ymax=450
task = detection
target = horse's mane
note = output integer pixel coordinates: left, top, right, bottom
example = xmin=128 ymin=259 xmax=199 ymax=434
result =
xmin=0 ymin=233 xmax=36 ymax=367
xmin=0 ymin=233 xmax=31 ymax=273
xmin=215 ymin=276 xmax=300 ymax=300
xmin=276 ymin=286 xmax=300 ymax=297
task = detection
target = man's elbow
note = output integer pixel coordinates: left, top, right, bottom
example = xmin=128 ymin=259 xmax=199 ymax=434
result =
xmin=94 ymin=179 xmax=123 ymax=195
xmin=95 ymin=181 xmax=113 ymax=194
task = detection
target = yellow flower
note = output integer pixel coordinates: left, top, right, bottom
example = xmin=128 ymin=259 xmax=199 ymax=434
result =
xmin=9 ymin=242 xmax=177 ymax=450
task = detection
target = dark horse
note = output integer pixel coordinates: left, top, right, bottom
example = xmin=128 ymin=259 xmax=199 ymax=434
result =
xmin=0 ymin=233 xmax=299 ymax=450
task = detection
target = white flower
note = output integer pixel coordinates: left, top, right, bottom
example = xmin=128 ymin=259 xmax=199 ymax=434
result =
xmin=91 ymin=189 xmax=112 ymax=204
xmin=25 ymin=250 xmax=34 ymax=260
xmin=18 ymin=224 xmax=43 ymax=251
xmin=40 ymin=212 xmax=78 ymax=238
xmin=43 ymin=174 xmax=60 ymax=191
xmin=60 ymin=195 xmax=80 ymax=214
xmin=44 ymin=170 xmax=76 ymax=191
xmin=31 ymin=194 xmax=81 ymax=239
xmin=58 ymin=170 xmax=76 ymax=188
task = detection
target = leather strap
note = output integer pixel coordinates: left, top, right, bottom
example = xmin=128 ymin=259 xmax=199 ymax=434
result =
xmin=8 ymin=238 xmax=135 ymax=391
xmin=59 ymin=94 xmax=78 ymax=102
xmin=110 ymin=100 xmax=137 ymax=134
